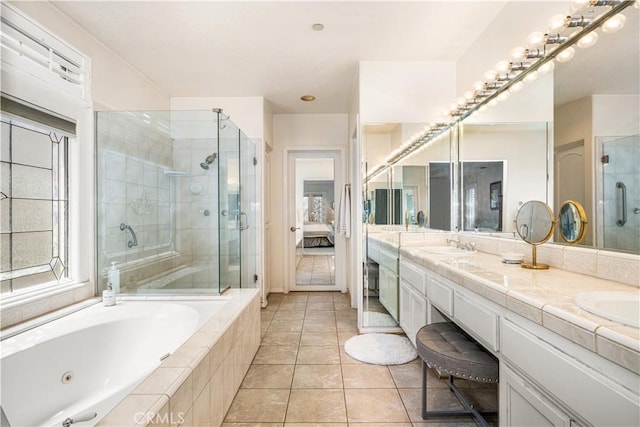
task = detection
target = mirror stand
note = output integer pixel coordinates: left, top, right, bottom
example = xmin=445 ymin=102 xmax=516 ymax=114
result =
xmin=522 ymin=244 xmax=549 ymax=270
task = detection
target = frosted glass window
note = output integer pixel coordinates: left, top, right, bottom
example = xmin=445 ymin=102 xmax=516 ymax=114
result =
xmin=0 ymin=117 xmax=68 ymax=293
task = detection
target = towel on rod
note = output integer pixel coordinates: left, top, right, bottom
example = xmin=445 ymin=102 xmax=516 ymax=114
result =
xmin=338 ymin=184 xmax=351 ymax=238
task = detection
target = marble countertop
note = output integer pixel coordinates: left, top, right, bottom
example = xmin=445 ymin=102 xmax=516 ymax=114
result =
xmin=398 ymin=245 xmax=640 ymax=374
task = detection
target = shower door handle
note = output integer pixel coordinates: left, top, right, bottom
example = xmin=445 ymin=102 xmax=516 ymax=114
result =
xmin=238 ymin=212 xmax=249 ymax=230
xmin=616 ymin=181 xmax=627 ymax=227
xmin=290 ymin=226 xmax=300 ymax=232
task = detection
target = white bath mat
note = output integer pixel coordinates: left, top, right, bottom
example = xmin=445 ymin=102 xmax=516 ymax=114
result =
xmin=344 ymin=333 xmax=418 ymax=365
xmin=363 ymin=311 xmax=398 ymax=327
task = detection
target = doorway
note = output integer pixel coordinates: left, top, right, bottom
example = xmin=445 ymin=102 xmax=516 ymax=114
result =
xmin=286 ymin=149 xmax=346 ymax=292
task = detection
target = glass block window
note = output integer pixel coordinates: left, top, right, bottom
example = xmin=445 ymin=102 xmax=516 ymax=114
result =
xmin=0 ymin=117 xmax=69 ymax=293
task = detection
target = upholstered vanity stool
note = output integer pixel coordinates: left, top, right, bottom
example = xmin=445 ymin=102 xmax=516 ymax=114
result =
xmin=416 ymin=322 xmax=499 ymax=427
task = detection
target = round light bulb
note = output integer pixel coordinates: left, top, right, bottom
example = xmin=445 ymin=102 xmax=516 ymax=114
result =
xmin=497 ymin=92 xmax=510 ymax=102
xmin=464 ymin=90 xmax=475 ymax=100
xmin=556 ymin=46 xmax=576 ymax=63
xmin=539 ymin=61 xmax=555 ymax=75
xmin=449 ymin=104 xmax=458 ymax=113
xmin=473 ymin=80 xmax=485 ymax=91
xmin=635 ymin=0 xmax=639 ymax=9
xmin=511 ymin=46 xmax=527 ymax=60
xmin=457 ymin=96 xmax=466 ymax=106
xmin=484 ymin=69 xmax=498 ymax=82
xmin=495 ymin=60 xmax=511 ymax=73
xmin=577 ymin=31 xmax=598 ymax=48
xmin=524 ymin=70 xmax=539 ymax=82
xmin=572 ymin=0 xmax=592 ymax=10
xmin=602 ymin=14 xmax=626 ymax=33
xmin=527 ymin=31 xmax=546 ymax=48
xmin=548 ymin=14 xmax=568 ymax=32
xmin=509 ymin=81 xmax=525 ymax=93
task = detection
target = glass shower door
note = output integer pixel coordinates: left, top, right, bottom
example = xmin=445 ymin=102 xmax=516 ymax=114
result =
xmin=218 ymin=118 xmax=241 ymax=292
xmin=600 ymin=135 xmax=640 ymax=253
xmin=240 ymin=133 xmax=257 ymax=289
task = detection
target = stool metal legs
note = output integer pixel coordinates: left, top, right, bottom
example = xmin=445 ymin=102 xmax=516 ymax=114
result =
xmin=421 ymin=360 xmax=497 ymax=426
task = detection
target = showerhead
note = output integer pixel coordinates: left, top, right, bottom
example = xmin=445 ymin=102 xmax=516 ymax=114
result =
xmin=200 ymin=153 xmax=217 ymax=170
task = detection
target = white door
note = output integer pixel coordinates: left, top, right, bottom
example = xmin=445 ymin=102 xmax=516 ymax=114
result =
xmin=286 ymin=149 xmax=346 ymax=292
xmin=554 ymin=141 xmax=586 ymax=243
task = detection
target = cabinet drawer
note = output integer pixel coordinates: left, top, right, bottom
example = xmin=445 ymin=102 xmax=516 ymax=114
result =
xmin=400 ymin=258 xmax=426 ymax=295
xmin=379 ymin=248 xmax=398 ymax=274
xmin=426 ymin=275 xmax=453 ymax=316
xmin=502 ymin=318 xmax=639 ymax=427
xmin=453 ymin=292 xmax=499 ymax=352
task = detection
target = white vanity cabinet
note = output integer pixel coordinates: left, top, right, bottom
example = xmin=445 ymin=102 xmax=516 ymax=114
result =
xmin=500 ymin=316 xmax=639 ymax=427
xmin=379 ymin=264 xmax=399 ymax=321
xmin=396 ymin=252 xmax=640 ymax=427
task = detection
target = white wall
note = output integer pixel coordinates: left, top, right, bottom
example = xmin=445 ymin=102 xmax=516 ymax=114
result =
xmin=12 ymin=1 xmax=170 ymax=110
xmin=170 ymin=96 xmax=266 ymax=141
xmin=270 ymin=114 xmax=348 ymax=292
xmin=359 ymin=61 xmax=456 ymax=124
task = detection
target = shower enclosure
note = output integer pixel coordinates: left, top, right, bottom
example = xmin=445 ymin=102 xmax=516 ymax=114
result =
xmin=96 ymin=109 xmax=257 ymax=294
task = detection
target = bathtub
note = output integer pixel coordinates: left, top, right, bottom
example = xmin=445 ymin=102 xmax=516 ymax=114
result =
xmin=1 ymin=297 xmax=230 ymax=427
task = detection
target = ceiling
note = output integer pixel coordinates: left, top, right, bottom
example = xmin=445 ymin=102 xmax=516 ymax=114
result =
xmin=49 ymin=0 xmax=512 ymax=114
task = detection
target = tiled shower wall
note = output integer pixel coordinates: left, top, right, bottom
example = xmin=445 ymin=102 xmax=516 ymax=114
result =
xmin=96 ymin=113 xmax=177 ymax=290
xmin=171 ymin=137 xmax=220 ymax=290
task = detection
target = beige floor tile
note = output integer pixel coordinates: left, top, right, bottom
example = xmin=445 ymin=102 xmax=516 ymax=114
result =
xmin=306 ymin=302 xmax=335 ymax=311
xmin=292 ymin=364 xmax=343 ymax=388
xmin=346 ymin=424 xmax=412 ymax=427
xmin=302 ymin=319 xmax=337 ymax=332
xmin=253 ymin=345 xmax=299 ymax=365
xmin=241 ymin=365 xmax=294 ymax=389
xmin=261 ymin=311 xmax=275 ymax=321
xmin=224 ymin=389 xmax=289 ymax=423
xmin=296 ymin=345 xmax=341 ymax=365
xmin=273 ymin=310 xmax=306 ymax=320
xmin=301 ymin=331 xmax=338 ymax=346
xmin=261 ymin=331 xmax=301 ymax=346
xmin=389 ymin=362 xmax=423 ymax=388
xmin=284 ymin=424 xmax=346 ymax=427
xmin=304 ymin=311 xmax=336 ymax=322
xmin=342 ymin=364 xmax=395 ymax=388
xmin=285 ymin=389 xmax=347 ymax=423
xmin=398 ymin=387 xmax=464 ymax=422
xmin=222 ymin=423 xmax=283 ymax=427
xmin=337 ymin=331 xmax=358 ymax=345
xmin=345 ymin=388 xmax=410 ymax=423
xmin=269 ymin=319 xmax=304 ymax=332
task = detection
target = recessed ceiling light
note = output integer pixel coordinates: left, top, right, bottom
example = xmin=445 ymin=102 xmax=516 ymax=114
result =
xmin=301 ymin=95 xmax=316 ymax=102
xmin=312 ymin=23 xmax=324 ymax=31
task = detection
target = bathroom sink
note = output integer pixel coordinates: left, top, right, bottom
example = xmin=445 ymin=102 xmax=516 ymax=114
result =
xmin=575 ymin=291 xmax=640 ymax=328
xmin=418 ymin=246 xmax=473 ymax=255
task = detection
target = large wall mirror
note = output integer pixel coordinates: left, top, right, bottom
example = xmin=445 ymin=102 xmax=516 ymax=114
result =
xmin=459 ymin=122 xmax=549 ymax=234
xmin=552 ymin=5 xmax=639 ymax=253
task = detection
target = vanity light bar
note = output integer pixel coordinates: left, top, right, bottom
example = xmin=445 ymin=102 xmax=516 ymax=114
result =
xmin=365 ymin=0 xmax=635 ymax=182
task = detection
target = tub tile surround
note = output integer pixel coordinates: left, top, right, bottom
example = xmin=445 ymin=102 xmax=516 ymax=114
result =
xmin=98 ymin=289 xmax=260 ymax=427
xmin=386 ymin=231 xmax=640 ymax=374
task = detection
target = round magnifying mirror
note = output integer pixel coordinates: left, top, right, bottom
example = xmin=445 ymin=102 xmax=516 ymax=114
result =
xmin=558 ymin=200 xmax=587 ymax=244
xmin=515 ymin=200 xmax=554 ymax=269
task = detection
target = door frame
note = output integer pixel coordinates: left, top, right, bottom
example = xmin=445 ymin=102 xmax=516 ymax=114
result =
xmin=283 ymin=146 xmax=347 ymax=293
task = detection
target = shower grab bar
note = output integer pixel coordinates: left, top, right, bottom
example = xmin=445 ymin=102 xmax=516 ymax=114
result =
xmin=616 ymin=181 xmax=627 ymax=227
xmin=120 ymin=223 xmax=138 ymax=248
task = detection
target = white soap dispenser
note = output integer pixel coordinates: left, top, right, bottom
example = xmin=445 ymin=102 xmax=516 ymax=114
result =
xmin=103 ymin=283 xmax=115 ymax=306
xmin=108 ymin=262 xmax=120 ymax=294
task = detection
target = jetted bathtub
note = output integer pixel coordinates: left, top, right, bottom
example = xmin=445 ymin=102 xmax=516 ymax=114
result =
xmin=0 ymin=297 xmax=229 ymax=427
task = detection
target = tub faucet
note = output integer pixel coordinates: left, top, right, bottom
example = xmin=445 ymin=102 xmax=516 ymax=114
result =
xmin=62 ymin=412 xmax=97 ymax=427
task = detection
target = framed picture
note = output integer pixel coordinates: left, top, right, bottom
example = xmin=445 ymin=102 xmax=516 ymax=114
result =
xmin=490 ymin=181 xmax=502 ymax=210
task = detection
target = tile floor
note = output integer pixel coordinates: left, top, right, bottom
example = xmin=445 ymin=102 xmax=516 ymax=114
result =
xmin=295 ymin=255 xmax=335 ymax=286
xmin=222 ymin=291 xmax=498 ymax=426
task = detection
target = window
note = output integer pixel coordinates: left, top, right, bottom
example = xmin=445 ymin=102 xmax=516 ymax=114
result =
xmin=1 ymin=117 xmax=69 ymax=294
